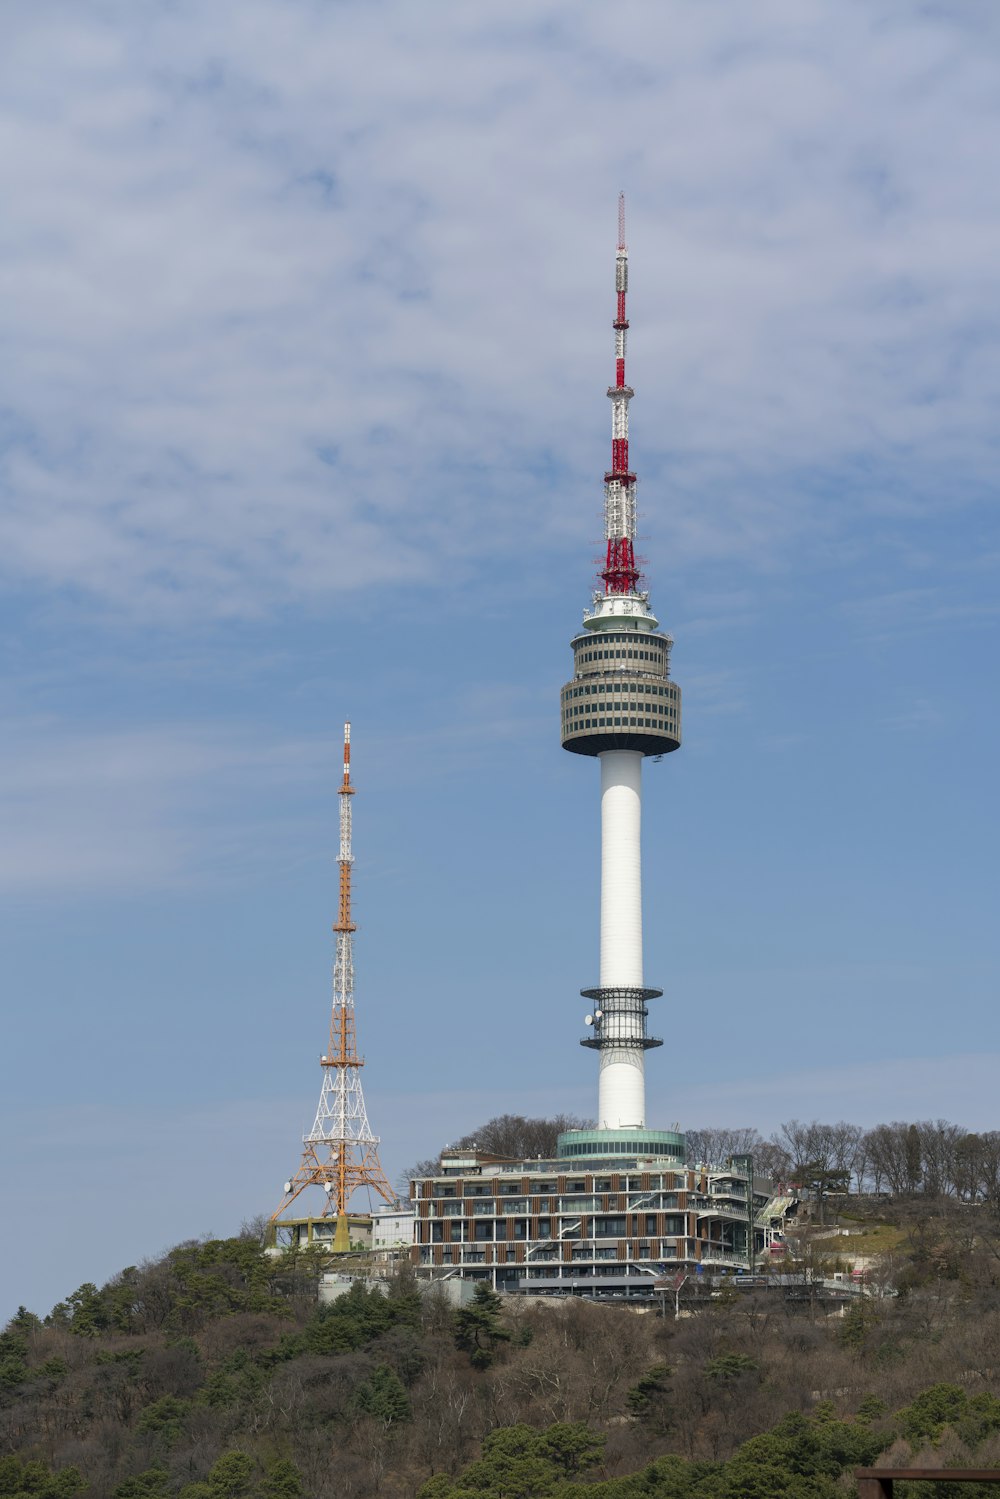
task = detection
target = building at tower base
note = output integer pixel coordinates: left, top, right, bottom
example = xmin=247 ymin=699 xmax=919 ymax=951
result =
xmin=409 ymin=1133 xmax=787 ymax=1298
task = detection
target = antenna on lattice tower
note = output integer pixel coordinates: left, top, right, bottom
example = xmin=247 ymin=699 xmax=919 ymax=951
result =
xmin=271 ymin=722 xmax=393 ymax=1246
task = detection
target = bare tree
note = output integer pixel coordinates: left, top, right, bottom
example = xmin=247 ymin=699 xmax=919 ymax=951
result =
xmin=918 ymin=1119 xmax=963 ymax=1197
xmin=979 ymin=1132 xmax=1000 ymax=1204
xmin=239 ymin=1213 xmax=271 ymax=1246
xmin=397 ymin=1114 xmax=593 ymax=1196
xmin=866 ymin=1122 xmax=912 ymax=1195
xmin=396 ymin=1159 xmax=440 ymax=1199
xmin=773 ymin=1120 xmax=815 ymax=1177
xmin=829 ymin=1121 xmax=866 ymax=1189
xmin=685 ymin=1126 xmax=766 ymax=1166
xmin=453 ymin=1113 xmax=592 ymax=1159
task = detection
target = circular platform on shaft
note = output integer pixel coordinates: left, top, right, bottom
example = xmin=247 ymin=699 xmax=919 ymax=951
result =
xmin=579 ymin=985 xmax=663 ymax=1050
xmin=581 ymin=985 xmax=663 ymax=1002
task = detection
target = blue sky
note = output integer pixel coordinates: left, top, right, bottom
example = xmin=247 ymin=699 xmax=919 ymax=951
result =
xmin=2 ymin=0 xmax=999 ymax=1321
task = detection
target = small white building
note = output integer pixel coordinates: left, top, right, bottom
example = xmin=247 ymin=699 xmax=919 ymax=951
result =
xmin=372 ymin=1206 xmax=415 ymax=1260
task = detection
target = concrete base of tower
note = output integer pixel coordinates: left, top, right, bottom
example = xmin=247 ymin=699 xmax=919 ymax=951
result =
xmin=267 ymin=1214 xmax=374 ymax=1253
xmin=556 ymin=1127 xmax=687 ymax=1162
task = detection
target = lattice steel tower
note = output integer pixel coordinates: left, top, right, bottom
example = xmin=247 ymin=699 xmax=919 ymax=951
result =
xmin=272 ymin=723 xmax=393 ymax=1240
xmin=560 ymin=195 xmax=682 ymax=1131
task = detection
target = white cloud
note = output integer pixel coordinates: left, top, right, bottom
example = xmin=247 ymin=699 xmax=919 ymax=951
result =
xmin=1 ymin=1 xmax=999 ymax=617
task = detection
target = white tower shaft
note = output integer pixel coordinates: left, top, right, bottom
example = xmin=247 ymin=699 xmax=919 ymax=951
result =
xmin=598 ymin=750 xmax=646 ymax=1129
xmin=599 ymin=750 xmax=644 ymax=988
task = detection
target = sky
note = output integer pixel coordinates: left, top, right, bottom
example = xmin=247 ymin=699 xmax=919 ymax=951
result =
xmin=2 ymin=0 xmax=999 ymax=1323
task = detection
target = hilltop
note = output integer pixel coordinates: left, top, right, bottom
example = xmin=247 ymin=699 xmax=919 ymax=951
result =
xmin=5 ymin=1198 xmax=1000 ymax=1498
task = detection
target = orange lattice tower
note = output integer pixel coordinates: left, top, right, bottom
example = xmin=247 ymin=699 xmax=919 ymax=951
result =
xmin=272 ymin=723 xmax=393 ymax=1247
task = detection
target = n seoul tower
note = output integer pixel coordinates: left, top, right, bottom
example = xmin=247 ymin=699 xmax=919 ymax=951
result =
xmin=560 ymin=195 xmax=681 ymax=1132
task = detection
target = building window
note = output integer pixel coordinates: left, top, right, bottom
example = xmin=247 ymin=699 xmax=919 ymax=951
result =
xmin=593 ymin=1217 xmax=626 ymax=1237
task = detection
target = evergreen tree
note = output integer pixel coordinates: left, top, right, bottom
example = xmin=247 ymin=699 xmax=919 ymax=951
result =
xmin=112 ymin=1470 xmax=171 ymax=1499
xmin=258 ymin=1461 xmax=304 ymax=1499
xmin=206 ymin=1453 xmax=255 ymax=1499
xmin=352 ymin=1365 xmax=412 ymax=1428
xmin=453 ymin=1284 xmax=511 ymax=1369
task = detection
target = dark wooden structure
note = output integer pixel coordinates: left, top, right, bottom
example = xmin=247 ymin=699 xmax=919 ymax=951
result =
xmin=857 ymin=1471 xmax=1000 ymax=1496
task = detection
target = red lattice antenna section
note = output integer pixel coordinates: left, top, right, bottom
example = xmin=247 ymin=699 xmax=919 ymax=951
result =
xmin=602 ymin=192 xmax=639 ymax=594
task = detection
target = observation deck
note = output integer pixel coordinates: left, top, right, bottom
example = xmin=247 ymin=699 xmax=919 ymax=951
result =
xmin=560 ymin=618 xmax=682 ymax=758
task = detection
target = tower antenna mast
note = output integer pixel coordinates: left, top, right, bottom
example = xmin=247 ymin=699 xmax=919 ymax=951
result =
xmin=272 ymin=723 xmax=393 ymax=1245
xmin=604 ymin=190 xmax=639 ymax=595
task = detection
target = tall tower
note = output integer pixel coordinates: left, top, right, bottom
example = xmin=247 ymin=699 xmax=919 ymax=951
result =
xmin=560 ymin=196 xmax=682 ymax=1132
xmin=272 ymin=723 xmax=393 ymax=1242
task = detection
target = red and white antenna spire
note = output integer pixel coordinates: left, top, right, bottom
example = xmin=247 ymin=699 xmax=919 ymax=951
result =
xmin=603 ymin=191 xmax=639 ymax=595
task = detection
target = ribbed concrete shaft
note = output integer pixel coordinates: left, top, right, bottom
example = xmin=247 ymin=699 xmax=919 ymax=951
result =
xmin=598 ymin=749 xmax=645 ymax=1129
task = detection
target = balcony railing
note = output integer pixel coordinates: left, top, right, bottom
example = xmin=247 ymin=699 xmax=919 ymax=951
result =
xmin=700 ymin=1246 xmax=750 ymax=1266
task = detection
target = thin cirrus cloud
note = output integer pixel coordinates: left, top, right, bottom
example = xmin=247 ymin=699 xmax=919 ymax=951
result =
xmin=0 ymin=2 xmax=998 ymax=619
xmin=0 ymin=722 xmax=326 ymax=893
xmin=0 ymin=690 xmax=549 ymax=894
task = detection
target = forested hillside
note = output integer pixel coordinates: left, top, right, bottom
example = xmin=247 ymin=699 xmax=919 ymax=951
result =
xmin=6 ymin=1205 xmax=1000 ymax=1499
